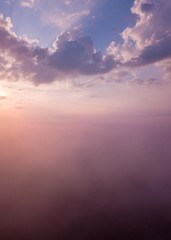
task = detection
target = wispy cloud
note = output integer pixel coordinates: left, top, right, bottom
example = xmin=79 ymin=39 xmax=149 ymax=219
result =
xmin=20 ymin=0 xmax=37 ymax=8
xmin=47 ymin=9 xmax=90 ymax=30
xmin=42 ymin=0 xmax=94 ymax=31
xmin=0 ymin=96 xmax=7 ymax=100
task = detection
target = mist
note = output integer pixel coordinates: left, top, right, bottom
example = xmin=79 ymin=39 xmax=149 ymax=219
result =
xmin=0 ymin=112 xmax=171 ymax=239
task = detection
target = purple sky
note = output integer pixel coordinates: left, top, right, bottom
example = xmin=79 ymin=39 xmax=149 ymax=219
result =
xmin=0 ymin=1 xmax=171 ymax=239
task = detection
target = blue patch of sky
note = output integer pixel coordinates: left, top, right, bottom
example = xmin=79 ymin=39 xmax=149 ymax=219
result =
xmin=0 ymin=0 xmax=136 ymax=51
xmin=82 ymin=0 xmax=136 ymax=52
xmin=0 ymin=0 xmax=57 ymax=47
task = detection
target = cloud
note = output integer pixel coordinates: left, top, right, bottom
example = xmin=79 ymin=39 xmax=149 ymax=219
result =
xmin=1 ymin=0 xmax=171 ymax=86
xmin=140 ymin=2 xmax=154 ymax=12
xmin=20 ymin=0 xmax=37 ymax=8
xmin=1 ymin=114 xmax=171 ymax=239
xmin=0 ymin=14 xmax=55 ymax=83
xmin=129 ymin=35 xmax=171 ymax=66
xmin=0 ymin=14 xmax=116 ymax=85
xmin=107 ymin=0 xmax=171 ymax=83
xmin=64 ymin=0 xmax=72 ymax=5
xmin=50 ymin=31 xmax=115 ymax=75
xmin=127 ymin=0 xmax=171 ymax=66
xmin=42 ymin=0 xmax=95 ymax=31
xmin=108 ymin=0 xmax=171 ymax=63
xmin=47 ymin=10 xmax=90 ymax=30
xmin=0 ymin=96 xmax=7 ymax=100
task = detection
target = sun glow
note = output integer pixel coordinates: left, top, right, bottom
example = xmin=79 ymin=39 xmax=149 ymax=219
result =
xmin=0 ymin=86 xmax=8 ymax=98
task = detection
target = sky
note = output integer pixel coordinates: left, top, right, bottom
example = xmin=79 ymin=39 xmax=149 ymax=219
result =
xmin=0 ymin=0 xmax=171 ymax=116
xmin=0 ymin=0 xmax=171 ymax=239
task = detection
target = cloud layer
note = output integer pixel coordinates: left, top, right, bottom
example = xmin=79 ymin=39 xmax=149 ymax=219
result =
xmin=0 ymin=15 xmax=115 ymax=84
xmin=1 ymin=114 xmax=171 ymax=239
xmin=0 ymin=0 xmax=171 ymax=85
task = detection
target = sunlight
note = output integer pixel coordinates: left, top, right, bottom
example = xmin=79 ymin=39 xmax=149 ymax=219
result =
xmin=0 ymin=86 xmax=8 ymax=99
